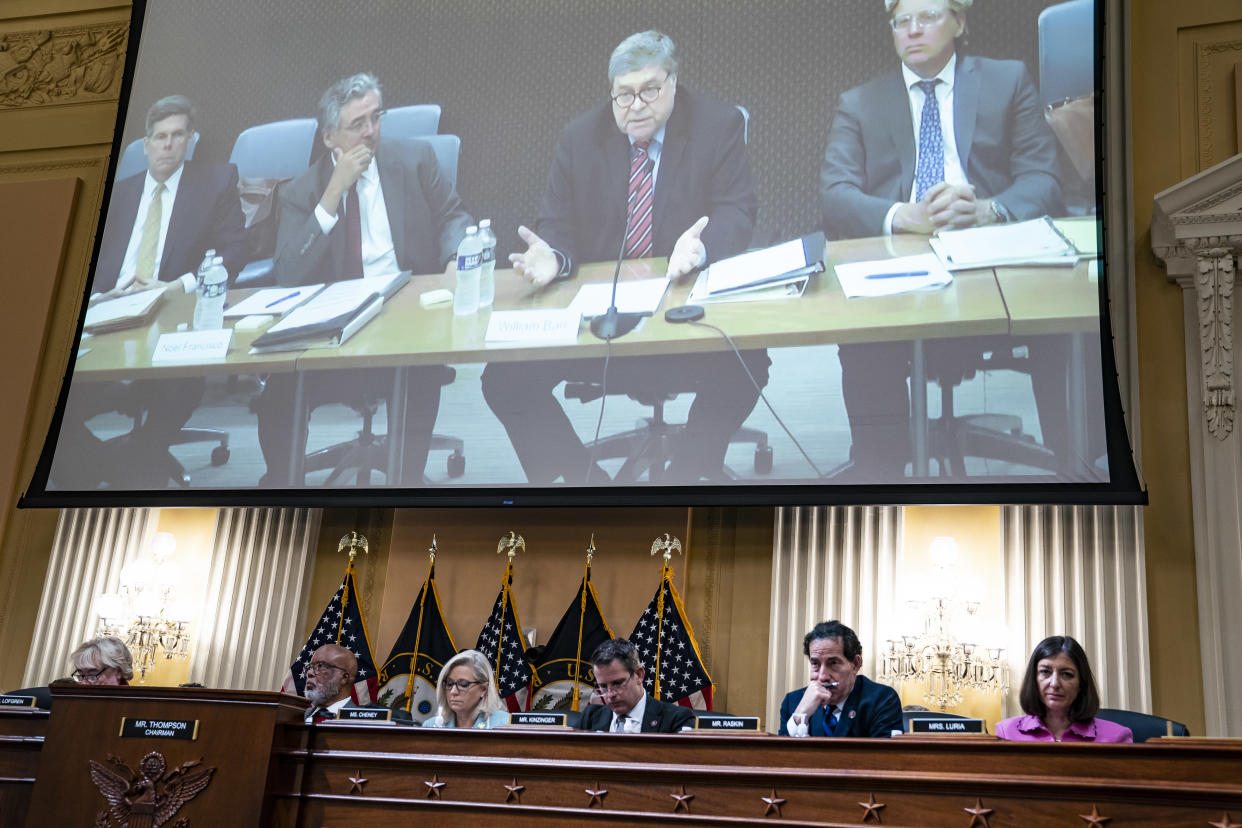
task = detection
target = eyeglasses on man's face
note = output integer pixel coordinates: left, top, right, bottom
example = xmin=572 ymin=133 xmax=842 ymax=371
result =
xmin=890 ymin=7 xmax=948 ymax=31
xmin=445 ymin=679 xmax=485 ymax=693
xmin=611 ymin=75 xmax=670 ymax=109
xmin=306 ymin=661 xmax=349 ymax=677
xmin=72 ymin=667 xmax=110 ymax=683
xmin=595 ymin=672 xmax=637 ymax=697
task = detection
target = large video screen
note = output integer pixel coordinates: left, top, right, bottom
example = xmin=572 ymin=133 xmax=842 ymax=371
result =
xmin=24 ymin=0 xmax=1143 ymax=506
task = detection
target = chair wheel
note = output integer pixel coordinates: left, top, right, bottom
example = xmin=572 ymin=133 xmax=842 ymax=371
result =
xmin=754 ymin=446 xmax=773 ymax=475
xmin=211 ymin=445 xmax=230 ymax=466
xmin=446 ymin=451 xmax=465 ymax=478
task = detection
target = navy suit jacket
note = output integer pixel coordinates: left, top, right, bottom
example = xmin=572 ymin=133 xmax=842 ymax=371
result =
xmin=536 ymin=85 xmax=756 ymax=274
xmin=576 ymin=694 xmax=696 ymax=733
xmin=274 ymin=137 xmax=471 ymax=286
xmin=820 ymin=55 xmax=1062 ymax=240
xmin=94 ymin=161 xmax=246 ymax=293
xmin=778 ymin=674 xmax=902 ymax=738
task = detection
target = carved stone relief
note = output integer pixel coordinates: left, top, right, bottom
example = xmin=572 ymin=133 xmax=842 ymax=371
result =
xmin=1192 ymin=245 xmax=1237 ymax=439
xmin=0 ymin=23 xmax=127 ymax=109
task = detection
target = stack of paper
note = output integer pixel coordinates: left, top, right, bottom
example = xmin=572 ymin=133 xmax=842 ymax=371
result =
xmin=84 ymin=288 xmax=164 ymax=334
xmin=833 ymin=253 xmax=953 ymax=298
xmin=929 ymin=216 xmax=1078 ymax=270
xmin=568 ymin=277 xmax=670 ymax=318
xmin=224 ymin=284 xmax=324 ymax=318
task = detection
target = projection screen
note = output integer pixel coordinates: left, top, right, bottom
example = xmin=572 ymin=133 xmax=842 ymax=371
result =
xmin=22 ymin=0 xmax=1144 ymax=507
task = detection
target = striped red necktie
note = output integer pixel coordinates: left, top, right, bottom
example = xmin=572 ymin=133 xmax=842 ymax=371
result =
xmin=624 ymin=141 xmax=654 ymax=259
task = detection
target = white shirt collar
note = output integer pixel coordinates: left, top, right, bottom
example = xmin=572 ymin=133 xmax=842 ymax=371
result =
xmin=901 ymin=51 xmax=957 ymax=93
xmin=144 ymin=163 xmax=183 ymax=198
xmin=614 ymin=693 xmax=649 ymax=730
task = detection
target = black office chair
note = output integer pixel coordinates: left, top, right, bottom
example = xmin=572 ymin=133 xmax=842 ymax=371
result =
xmin=107 ymin=397 xmax=229 ymax=487
xmin=1096 ymin=708 xmax=1190 ymax=743
xmin=562 ymin=380 xmax=772 ymax=483
xmin=925 ymin=343 xmax=1059 ymax=478
xmin=303 ymin=365 xmax=465 ymax=485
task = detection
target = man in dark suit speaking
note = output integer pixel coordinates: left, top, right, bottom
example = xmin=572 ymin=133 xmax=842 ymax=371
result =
xmin=253 ymin=72 xmax=472 ymax=486
xmin=576 ymin=638 xmax=694 ymax=733
xmin=820 ymin=0 xmax=1064 ymax=481
xmin=481 ymin=31 xmax=769 ymax=485
xmin=50 ymin=94 xmax=245 ymax=489
xmin=778 ymin=620 xmax=902 ymax=738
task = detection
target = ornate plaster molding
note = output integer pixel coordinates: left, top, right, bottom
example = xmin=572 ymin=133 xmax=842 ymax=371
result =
xmin=1197 ymin=39 xmax=1242 ymax=170
xmin=1193 ymin=247 xmax=1236 ymax=439
xmin=0 ymin=23 xmax=128 ymax=110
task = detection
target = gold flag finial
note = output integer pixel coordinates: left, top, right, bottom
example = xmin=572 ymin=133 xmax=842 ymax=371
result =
xmin=338 ymin=531 xmax=369 ymax=563
xmin=429 ymin=534 xmax=438 ymax=565
xmin=497 ymin=531 xmax=525 ymax=561
xmin=586 ymin=534 xmax=596 ymax=566
xmin=650 ymin=533 xmax=682 ymax=563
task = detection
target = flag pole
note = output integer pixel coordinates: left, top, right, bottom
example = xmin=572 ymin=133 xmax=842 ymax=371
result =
xmin=649 ymin=533 xmax=682 ymax=700
xmin=572 ymin=535 xmax=595 ymax=710
xmin=336 ymin=532 xmax=369 ymax=645
xmin=403 ymin=535 xmax=436 ymax=713
xmin=494 ymin=531 xmax=523 ymax=683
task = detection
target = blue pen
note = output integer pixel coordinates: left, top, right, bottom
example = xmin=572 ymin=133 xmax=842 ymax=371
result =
xmin=864 ymin=270 xmax=929 ymax=280
xmin=265 ymin=290 xmax=301 ymax=308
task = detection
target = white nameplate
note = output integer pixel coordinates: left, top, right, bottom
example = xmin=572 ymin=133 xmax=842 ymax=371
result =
xmin=484 ymin=309 xmax=580 ymax=345
xmin=151 ymin=329 xmax=233 ymax=364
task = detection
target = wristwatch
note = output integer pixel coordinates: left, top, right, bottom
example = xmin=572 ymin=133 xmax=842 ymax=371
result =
xmin=988 ymin=199 xmax=1011 ymax=224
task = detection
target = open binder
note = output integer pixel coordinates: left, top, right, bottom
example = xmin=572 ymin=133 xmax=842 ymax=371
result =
xmin=248 ymin=272 xmax=408 ymax=353
xmin=688 ymin=232 xmax=825 ymax=303
xmin=83 ymin=287 xmax=164 ymax=334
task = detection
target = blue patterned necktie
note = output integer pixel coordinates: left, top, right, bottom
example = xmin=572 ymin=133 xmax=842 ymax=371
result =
xmin=914 ymin=79 xmax=944 ymax=201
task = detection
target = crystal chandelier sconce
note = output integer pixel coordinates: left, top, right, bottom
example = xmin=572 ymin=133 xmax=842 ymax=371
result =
xmin=878 ymin=536 xmax=1009 ymax=711
xmin=96 ymin=531 xmax=193 ymax=679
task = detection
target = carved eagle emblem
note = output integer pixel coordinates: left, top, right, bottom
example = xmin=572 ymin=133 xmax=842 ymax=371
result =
xmin=89 ymin=751 xmax=215 ymax=828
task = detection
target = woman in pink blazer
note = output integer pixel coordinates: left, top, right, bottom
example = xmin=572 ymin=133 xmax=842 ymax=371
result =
xmin=995 ymin=635 xmax=1133 ymax=743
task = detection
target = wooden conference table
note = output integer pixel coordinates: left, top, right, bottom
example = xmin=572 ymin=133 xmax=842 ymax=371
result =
xmin=73 ymin=233 xmax=1098 ymax=483
xmin=5 ymin=686 xmax=1240 ymax=827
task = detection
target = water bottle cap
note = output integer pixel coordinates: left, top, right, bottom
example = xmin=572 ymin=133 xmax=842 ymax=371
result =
xmin=466 ymin=225 xmax=478 ymax=234
xmin=479 ymin=219 xmax=491 ymax=228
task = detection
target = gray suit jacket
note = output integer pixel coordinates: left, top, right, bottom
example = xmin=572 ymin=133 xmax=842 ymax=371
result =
xmin=274 ymin=137 xmax=471 ymax=286
xmin=820 ymin=55 xmax=1061 ymax=240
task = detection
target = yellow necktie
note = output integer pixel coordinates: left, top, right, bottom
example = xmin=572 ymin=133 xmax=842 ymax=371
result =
xmin=134 ymin=183 xmax=165 ymax=285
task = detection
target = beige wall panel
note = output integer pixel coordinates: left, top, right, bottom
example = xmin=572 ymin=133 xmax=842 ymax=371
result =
xmin=1130 ymin=0 xmax=1242 ymax=737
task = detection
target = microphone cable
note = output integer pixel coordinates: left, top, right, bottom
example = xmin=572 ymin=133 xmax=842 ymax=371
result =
xmin=687 ymin=319 xmax=827 ymax=479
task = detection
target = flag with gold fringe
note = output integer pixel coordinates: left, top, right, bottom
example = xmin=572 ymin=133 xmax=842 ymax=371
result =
xmin=281 ymin=554 xmax=379 ymax=705
xmin=529 ymin=542 xmax=613 ymax=712
xmin=376 ymin=547 xmax=457 ymax=723
xmin=630 ymin=540 xmax=714 ymax=710
xmin=475 ymin=537 xmax=531 ymax=712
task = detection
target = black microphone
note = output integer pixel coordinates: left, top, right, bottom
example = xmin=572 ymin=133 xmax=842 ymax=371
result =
xmin=590 ymin=158 xmax=652 ymax=341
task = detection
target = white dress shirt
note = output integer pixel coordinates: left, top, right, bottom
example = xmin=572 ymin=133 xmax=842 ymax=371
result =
xmin=788 ymin=702 xmax=843 ymax=738
xmin=313 ymin=155 xmax=400 ymax=278
xmin=611 ymin=693 xmax=648 ymax=733
xmin=883 ymin=53 xmax=969 ymax=234
xmin=114 ymin=165 xmax=197 ymax=295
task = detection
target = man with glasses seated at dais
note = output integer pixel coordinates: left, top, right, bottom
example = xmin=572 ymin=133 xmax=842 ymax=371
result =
xmin=575 ymin=637 xmax=694 ymax=733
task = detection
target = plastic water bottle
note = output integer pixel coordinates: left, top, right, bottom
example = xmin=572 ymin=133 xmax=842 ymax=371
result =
xmin=196 ymin=249 xmax=216 ymax=288
xmin=477 ymin=219 xmax=496 ymax=308
xmin=454 ymin=225 xmax=482 ymax=316
xmin=193 ymin=255 xmax=227 ymax=330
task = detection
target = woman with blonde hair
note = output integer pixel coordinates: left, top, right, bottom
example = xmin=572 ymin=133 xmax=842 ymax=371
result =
xmin=70 ymin=636 xmax=134 ymax=686
xmin=422 ymin=649 xmax=509 ymax=729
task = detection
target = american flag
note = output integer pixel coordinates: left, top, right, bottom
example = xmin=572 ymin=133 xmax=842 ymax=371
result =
xmin=630 ymin=565 xmax=713 ymax=710
xmin=475 ymin=562 xmax=531 ymax=712
xmin=281 ymin=560 xmax=379 ymax=705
